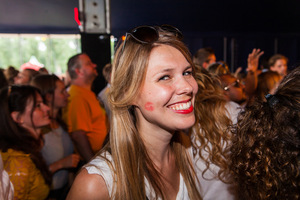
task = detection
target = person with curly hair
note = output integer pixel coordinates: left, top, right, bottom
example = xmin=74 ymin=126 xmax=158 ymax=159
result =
xmin=230 ymin=66 xmax=300 ymax=199
xmin=191 ymin=66 xmax=236 ymax=199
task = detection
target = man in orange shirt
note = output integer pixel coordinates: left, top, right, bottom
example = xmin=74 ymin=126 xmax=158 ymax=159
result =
xmin=63 ymin=53 xmax=108 ymax=163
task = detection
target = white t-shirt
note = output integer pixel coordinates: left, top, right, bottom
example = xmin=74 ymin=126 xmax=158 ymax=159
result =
xmin=192 ymin=134 xmax=236 ymax=200
xmin=225 ymin=101 xmax=242 ymax=125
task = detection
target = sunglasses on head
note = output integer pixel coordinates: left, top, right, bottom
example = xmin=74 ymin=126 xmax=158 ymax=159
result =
xmin=224 ymin=79 xmax=241 ymax=91
xmin=122 ymin=25 xmax=183 ymax=51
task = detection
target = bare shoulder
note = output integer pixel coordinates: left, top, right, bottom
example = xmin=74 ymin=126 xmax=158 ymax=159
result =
xmin=66 ymin=168 xmax=110 ymax=200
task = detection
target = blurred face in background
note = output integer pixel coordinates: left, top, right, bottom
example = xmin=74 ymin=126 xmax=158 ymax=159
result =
xmin=53 ymin=80 xmax=69 ymax=109
xmin=78 ymin=54 xmax=98 ymax=82
xmin=203 ymin=54 xmax=216 ymax=69
xmin=17 ymin=93 xmax=50 ymax=139
xmin=222 ymin=75 xmax=247 ymax=105
xmin=270 ymin=59 xmax=287 ymax=77
xmin=14 ymin=70 xmax=31 ymax=85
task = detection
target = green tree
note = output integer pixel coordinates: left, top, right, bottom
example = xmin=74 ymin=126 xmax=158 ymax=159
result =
xmin=0 ymin=35 xmax=80 ymax=75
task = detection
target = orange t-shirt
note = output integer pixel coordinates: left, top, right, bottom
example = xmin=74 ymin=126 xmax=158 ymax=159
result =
xmin=63 ymin=85 xmax=108 ymax=154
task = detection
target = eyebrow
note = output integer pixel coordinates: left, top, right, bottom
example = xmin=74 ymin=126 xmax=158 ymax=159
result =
xmin=185 ymin=66 xmax=192 ymax=70
xmin=157 ymin=65 xmax=192 ymax=73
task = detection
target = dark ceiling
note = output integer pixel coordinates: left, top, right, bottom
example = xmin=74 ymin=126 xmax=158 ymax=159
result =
xmin=110 ymin=0 xmax=300 ymax=36
xmin=1 ymin=0 xmax=300 ymax=92
xmin=0 ymin=0 xmax=300 ymax=36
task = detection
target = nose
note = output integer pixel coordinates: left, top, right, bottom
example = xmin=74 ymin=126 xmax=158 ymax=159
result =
xmin=176 ymin=76 xmax=195 ymax=95
xmin=41 ymin=103 xmax=50 ymax=113
xmin=14 ymin=75 xmax=20 ymax=81
xmin=64 ymin=90 xmax=70 ymax=98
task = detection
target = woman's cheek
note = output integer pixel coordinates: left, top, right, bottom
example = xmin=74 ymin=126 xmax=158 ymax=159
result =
xmin=144 ymin=102 xmax=154 ymax=111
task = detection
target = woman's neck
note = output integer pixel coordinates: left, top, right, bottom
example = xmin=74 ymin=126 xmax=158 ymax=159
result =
xmin=49 ymin=106 xmax=60 ymax=129
xmin=140 ymin=127 xmax=175 ymax=169
xmin=50 ymin=106 xmax=59 ymax=119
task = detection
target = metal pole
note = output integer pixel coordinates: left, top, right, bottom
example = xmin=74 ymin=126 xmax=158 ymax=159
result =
xmin=230 ymin=38 xmax=235 ymax=72
xmin=223 ymin=37 xmax=227 ymax=63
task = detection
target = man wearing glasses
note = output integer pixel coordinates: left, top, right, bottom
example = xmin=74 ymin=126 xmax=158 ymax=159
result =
xmin=219 ymin=74 xmax=247 ymax=124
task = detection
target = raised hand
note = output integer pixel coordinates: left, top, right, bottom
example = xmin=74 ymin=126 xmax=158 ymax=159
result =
xmin=247 ymin=48 xmax=264 ymax=72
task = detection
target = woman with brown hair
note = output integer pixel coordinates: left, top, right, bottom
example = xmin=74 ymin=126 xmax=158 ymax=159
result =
xmin=0 ymin=85 xmax=52 ymax=199
xmin=31 ymin=74 xmax=80 ymax=200
xmin=253 ymin=70 xmax=281 ymax=102
xmin=230 ymin=66 xmax=300 ymax=199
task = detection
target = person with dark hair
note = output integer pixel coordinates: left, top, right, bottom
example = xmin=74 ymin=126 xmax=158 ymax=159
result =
xmin=31 ymin=74 xmax=80 ymax=200
xmin=230 ymin=66 xmax=300 ymax=199
xmin=0 ymin=85 xmax=52 ymax=199
xmin=219 ymin=74 xmax=247 ymax=106
xmin=38 ymin=67 xmax=49 ymax=75
xmin=4 ymin=66 xmax=19 ymax=85
xmin=67 ymin=25 xmax=201 ymax=199
xmin=0 ymin=68 xmax=8 ymax=89
xmin=193 ymin=47 xmax=216 ymax=69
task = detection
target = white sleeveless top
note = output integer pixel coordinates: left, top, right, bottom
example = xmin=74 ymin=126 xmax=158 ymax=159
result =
xmin=192 ymin=133 xmax=236 ymax=200
xmin=85 ymin=152 xmax=191 ymax=200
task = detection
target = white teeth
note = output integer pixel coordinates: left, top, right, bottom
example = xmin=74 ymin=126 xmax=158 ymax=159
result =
xmin=169 ymin=101 xmax=191 ymax=111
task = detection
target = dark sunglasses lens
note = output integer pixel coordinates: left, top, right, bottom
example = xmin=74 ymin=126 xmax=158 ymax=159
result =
xmin=131 ymin=26 xmax=158 ymax=43
xmin=160 ymin=24 xmax=183 ymax=39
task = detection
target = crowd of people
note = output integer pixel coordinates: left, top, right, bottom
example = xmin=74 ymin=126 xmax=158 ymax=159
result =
xmin=0 ymin=24 xmax=299 ymax=200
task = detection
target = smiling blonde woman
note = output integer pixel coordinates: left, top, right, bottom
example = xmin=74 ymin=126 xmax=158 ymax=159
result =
xmin=67 ymin=25 xmax=202 ymax=200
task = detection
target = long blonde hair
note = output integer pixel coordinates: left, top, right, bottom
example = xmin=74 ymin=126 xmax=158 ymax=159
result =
xmin=97 ymin=26 xmax=201 ymax=199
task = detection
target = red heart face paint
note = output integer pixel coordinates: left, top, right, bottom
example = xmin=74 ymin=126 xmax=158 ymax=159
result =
xmin=145 ymin=102 xmax=154 ymax=111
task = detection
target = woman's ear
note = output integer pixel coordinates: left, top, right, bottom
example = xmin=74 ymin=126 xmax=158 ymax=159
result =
xmin=131 ymin=92 xmax=141 ymax=107
xmin=10 ymin=111 xmax=24 ymax=124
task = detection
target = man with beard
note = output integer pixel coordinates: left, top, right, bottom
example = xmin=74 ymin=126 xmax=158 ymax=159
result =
xmin=63 ymin=53 xmax=108 ymax=164
xmin=219 ymin=74 xmax=247 ymax=124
